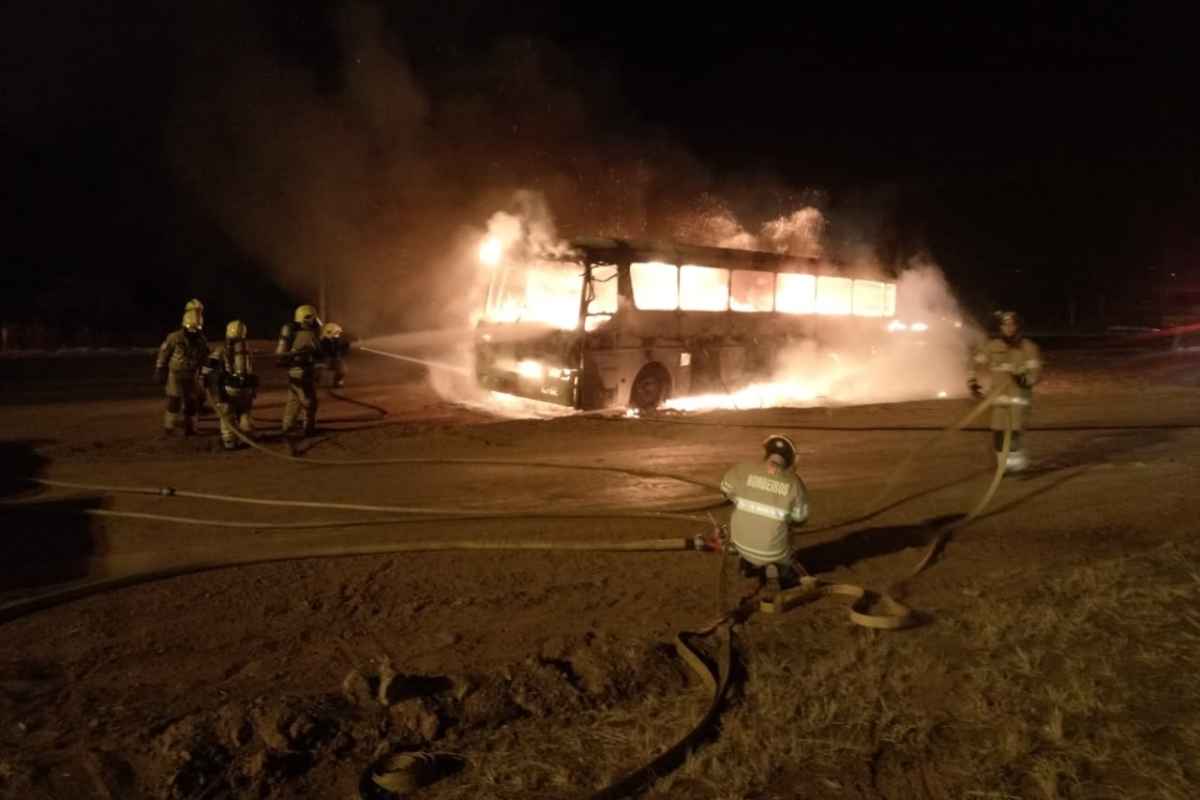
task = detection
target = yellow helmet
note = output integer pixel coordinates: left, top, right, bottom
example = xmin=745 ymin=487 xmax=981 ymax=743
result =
xmin=294 ymin=304 xmax=319 ymax=325
xmin=225 ymin=319 xmax=247 ymax=340
xmin=182 ymin=309 xmax=203 ymax=331
xmin=185 ymin=298 xmax=205 ymax=313
xmin=321 ymin=322 xmax=344 ymax=339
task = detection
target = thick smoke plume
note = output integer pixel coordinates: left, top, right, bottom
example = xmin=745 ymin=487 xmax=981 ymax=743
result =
xmin=166 ymin=3 xmax=977 ymax=412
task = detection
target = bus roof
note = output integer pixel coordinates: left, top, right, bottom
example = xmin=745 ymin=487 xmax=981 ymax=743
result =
xmin=567 ymin=237 xmax=894 ymax=279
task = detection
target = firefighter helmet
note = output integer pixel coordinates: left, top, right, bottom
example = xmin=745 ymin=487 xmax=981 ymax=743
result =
xmin=294 ymin=304 xmax=320 ymax=327
xmin=225 ymin=320 xmax=247 ymax=340
xmin=763 ymin=434 xmax=797 ymax=468
xmin=995 ymin=310 xmax=1022 ymax=341
xmin=995 ymin=310 xmax=1021 ymax=329
xmin=182 ymin=309 xmax=202 ymax=332
xmin=185 ymin=298 xmax=205 ymax=313
xmin=321 ymin=322 xmax=344 ymax=340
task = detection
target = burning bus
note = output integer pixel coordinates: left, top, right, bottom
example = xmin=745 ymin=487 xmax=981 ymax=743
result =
xmin=474 ymin=237 xmax=913 ymax=411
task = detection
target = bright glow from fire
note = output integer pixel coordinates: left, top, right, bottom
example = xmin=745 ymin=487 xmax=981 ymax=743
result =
xmin=680 ymin=265 xmax=730 ymax=311
xmin=911 ymin=321 xmax=929 ymax=332
xmin=816 ymin=276 xmax=853 ymax=315
xmin=775 ymin=273 xmax=816 ymax=314
xmin=887 ymin=320 xmax=908 ymax=332
xmin=479 ymin=237 xmax=503 ymax=266
xmin=665 ymin=381 xmax=823 ymax=411
xmin=485 ymin=259 xmax=584 ymax=329
xmin=631 ymin=262 xmax=679 ymax=310
xmin=731 ymin=269 xmax=775 ymax=312
xmin=852 ymin=280 xmax=887 ymax=316
xmin=515 ymin=359 xmax=544 ymax=380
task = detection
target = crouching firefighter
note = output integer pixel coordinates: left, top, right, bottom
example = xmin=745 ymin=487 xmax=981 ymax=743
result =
xmin=720 ymin=434 xmax=810 ymax=593
xmin=319 ymin=322 xmax=349 ymax=388
xmin=276 ymin=304 xmax=323 ymax=437
xmin=203 ymin=320 xmax=258 ymax=450
xmin=969 ymin=310 xmax=1042 ymax=472
xmin=155 ymin=308 xmax=210 ymax=436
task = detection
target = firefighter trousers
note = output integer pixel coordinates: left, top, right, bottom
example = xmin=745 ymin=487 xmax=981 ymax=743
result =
xmin=282 ymin=375 xmax=318 ymax=435
xmin=217 ymin=390 xmax=254 ymax=447
xmin=164 ymin=371 xmax=198 ymax=433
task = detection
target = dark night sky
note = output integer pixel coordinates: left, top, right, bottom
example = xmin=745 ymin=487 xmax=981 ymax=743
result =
xmin=4 ymin=1 xmax=1199 ymax=337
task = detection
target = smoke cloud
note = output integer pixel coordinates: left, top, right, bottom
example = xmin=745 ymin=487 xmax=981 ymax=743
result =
xmin=165 ymin=3 xmax=977 ymax=413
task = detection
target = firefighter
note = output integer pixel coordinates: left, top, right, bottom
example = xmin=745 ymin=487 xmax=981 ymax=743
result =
xmin=320 ymin=322 xmax=349 ymax=388
xmin=155 ymin=308 xmax=210 ymax=436
xmin=184 ymin=298 xmax=209 ymax=413
xmin=203 ymin=320 xmax=258 ymax=450
xmin=969 ymin=310 xmax=1042 ymax=472
xmin=276 ymin=304 xmax=323 ymax=436
xmin=720 ymin=434 xmax=810 ymax=592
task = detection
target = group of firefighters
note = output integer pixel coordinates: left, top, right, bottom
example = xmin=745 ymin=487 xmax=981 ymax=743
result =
xmin=156 ymin=300 xmax=1039 ymax=588
xmin=721 ymin=310 xmax=1041 ymax=592
xmin=154 ymin=299 xmax=350 ymax=449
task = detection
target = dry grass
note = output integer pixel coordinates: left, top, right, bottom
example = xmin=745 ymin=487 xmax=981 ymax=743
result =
xmin=413 ymin=539 xmax=1200 ymax=799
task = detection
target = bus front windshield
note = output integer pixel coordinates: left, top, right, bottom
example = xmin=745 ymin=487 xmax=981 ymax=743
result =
xmin=485 ymin=259 xmax=585 ymax=330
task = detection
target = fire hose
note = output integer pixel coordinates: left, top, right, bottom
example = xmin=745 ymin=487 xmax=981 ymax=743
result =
xmin=207 ymin=388 xmax=722 ymax=494
xmin=24 ymin=478 xmax=714 ymax=522
xmin=3 ymin=390 xmax=1017 ymax=798
xmin=3 ymin=483 xmax=739 ymax=800
xmin=758 ymin=391 xmax=1014 ymax=627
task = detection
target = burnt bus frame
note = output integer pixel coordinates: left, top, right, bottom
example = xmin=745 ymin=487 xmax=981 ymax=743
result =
xmin=474 ymin=238 xmax=897 ymax=411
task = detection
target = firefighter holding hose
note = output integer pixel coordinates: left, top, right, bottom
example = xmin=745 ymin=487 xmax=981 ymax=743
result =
xmin=969 ymin=310 xmax=1042 ymax=472
xmin=276 ymin=304 xmax=323 ymax=437
xmin=720 ymin=434 xmax=810 ymax=593
xmin=319 ymin=321 xmax=349 ymax=388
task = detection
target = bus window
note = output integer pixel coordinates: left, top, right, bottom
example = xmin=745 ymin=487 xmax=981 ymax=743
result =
xmin=851 ymin=279 xmax=887 ymax=317
xmin=631 ymin=262 xmax=679 ymax=310
xmin=585 ymin=265 xmax=618 ymax=331
xmin=680 ymin=265 xmax=730 ymax=311
xmin=487 ymin=259 xmax=585 ymax=329
xmin=731 ymin=269 xmax=775 ymax=312
xmin=816 ymin=275 xmax=853 ymax=315
xmin=775 ymin=273 xmax=816 ymax=314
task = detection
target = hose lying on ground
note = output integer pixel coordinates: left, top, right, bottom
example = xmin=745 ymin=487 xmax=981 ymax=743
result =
xmin=0 ymin=505 xmax=711 ymax=531
xmin=0 ymin=536 xmax=704 ymax=626
xmin=6 ymin=394 xmax=1021 ymax=799
xmin=326 ymin=387 xmax=389 ymax=418
xmin=207 ymin=388 xmax=722 ymax=493
xmin=760 ymin=401 xmax=1016 ymax=627
xmin=25 ymin=478 xmax=713 ymax=522
xmin=590 ymin=617 xmax=733 ymax=800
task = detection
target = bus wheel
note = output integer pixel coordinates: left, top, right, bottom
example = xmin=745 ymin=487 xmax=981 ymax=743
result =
xmin=630 ymin=364 xmax=671 ymax=410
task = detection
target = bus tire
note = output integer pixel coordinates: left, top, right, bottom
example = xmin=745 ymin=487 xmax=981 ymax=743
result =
xmin=630 ymin=363 xmax=672 ymax=410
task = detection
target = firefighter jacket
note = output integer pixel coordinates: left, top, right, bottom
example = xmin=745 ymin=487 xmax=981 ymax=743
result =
xmin=972 ymin=336 xmax=1042 ymax=410
xmin=156 ymin=329 xmax=209 ymax=374
xmin=720 ymin=461 xmax=809 ymax=566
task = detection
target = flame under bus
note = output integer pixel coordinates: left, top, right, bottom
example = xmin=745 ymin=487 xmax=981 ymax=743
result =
xmin=475 ymin=238 xmax=900 ymax=411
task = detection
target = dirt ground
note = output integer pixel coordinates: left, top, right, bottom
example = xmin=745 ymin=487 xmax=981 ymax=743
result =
xmin=1 ymin=345 xmax=1198 ymax=799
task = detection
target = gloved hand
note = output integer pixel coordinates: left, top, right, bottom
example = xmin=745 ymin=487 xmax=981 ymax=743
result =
xmin=155 ymin=367 xmax=167 ymax=386
xmin=967 ymin=378 xmax=983 ymax=399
